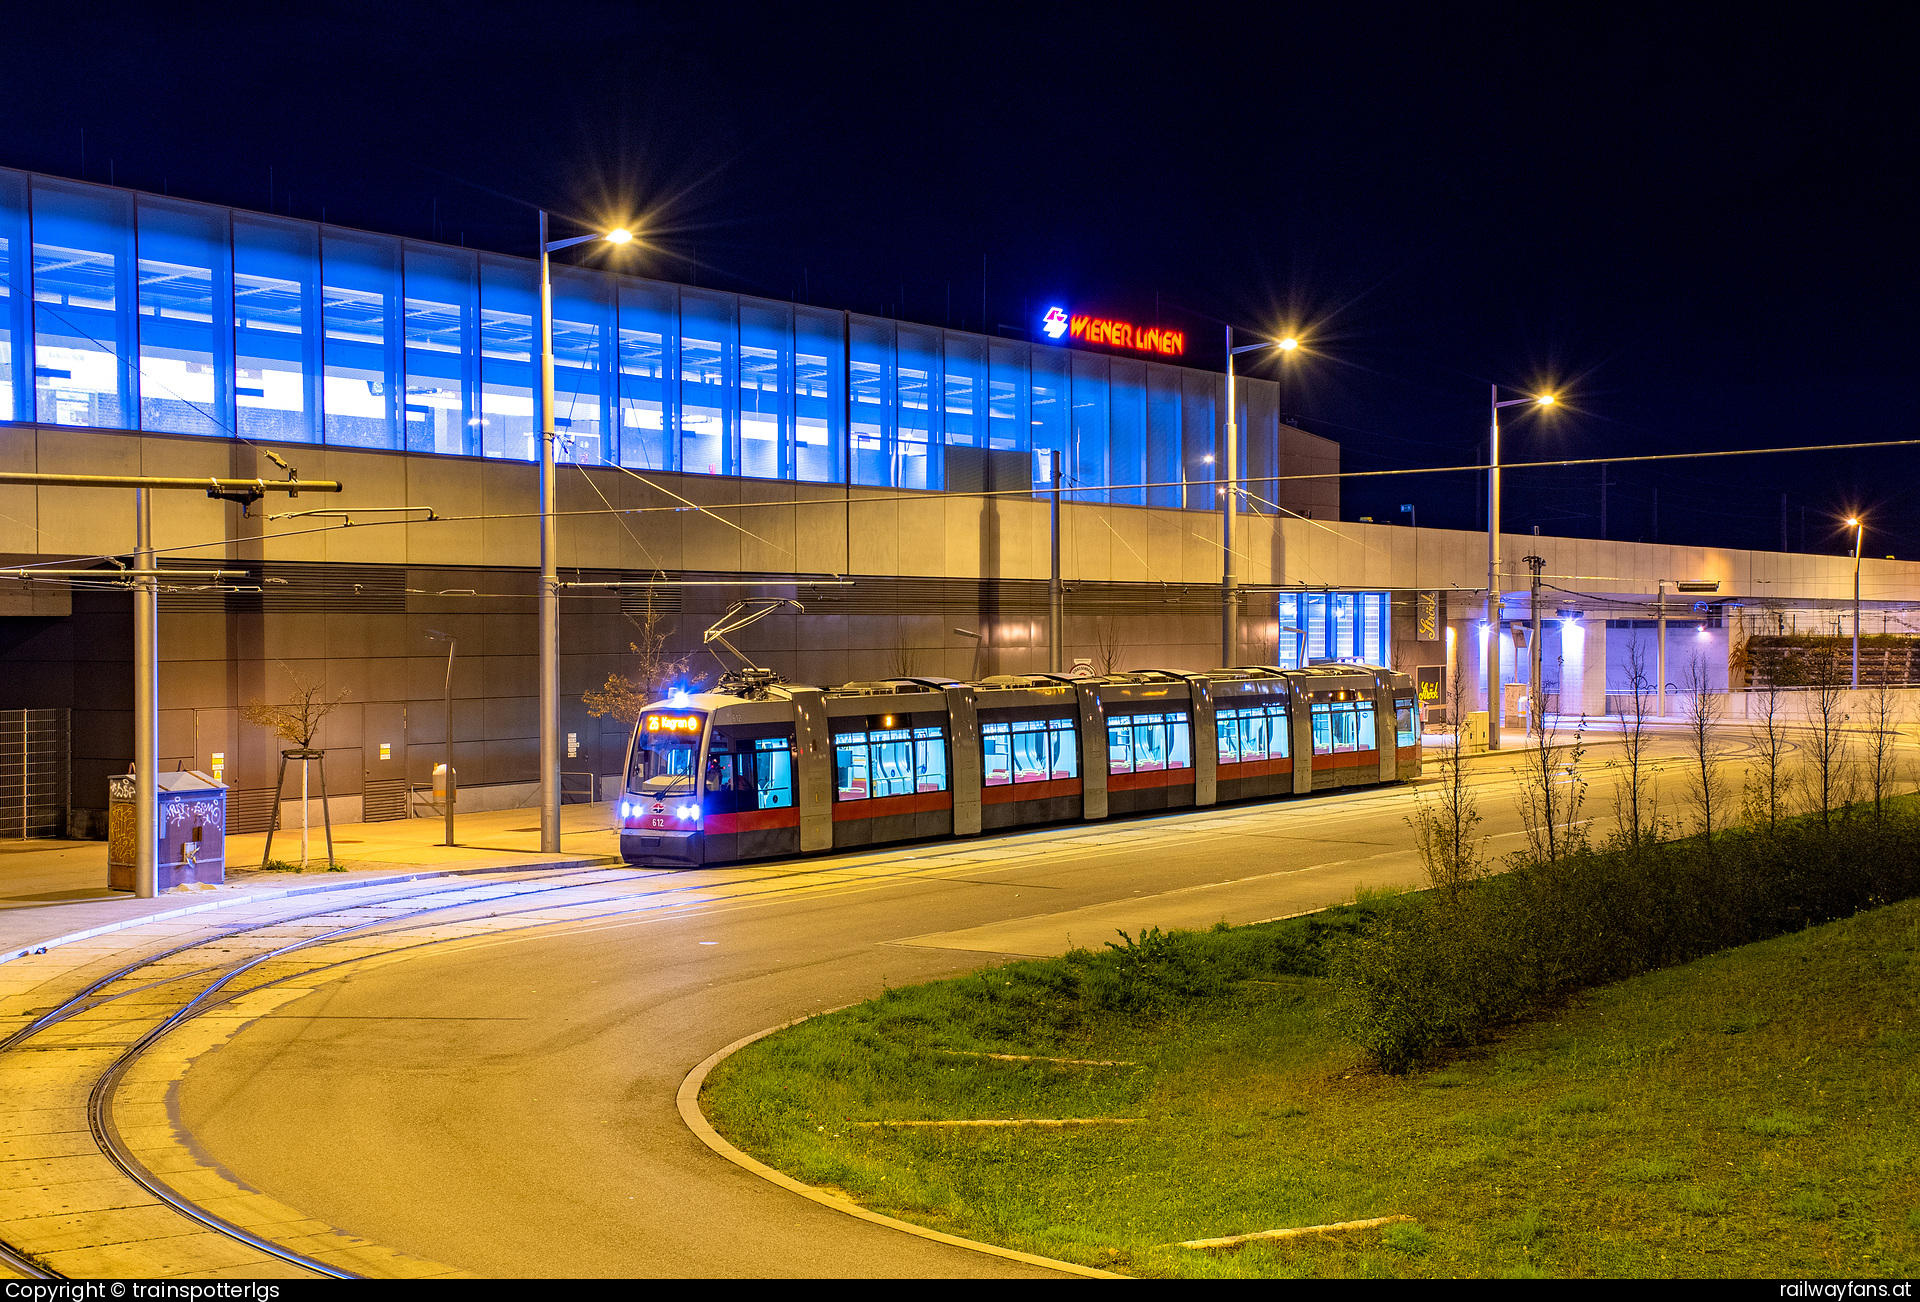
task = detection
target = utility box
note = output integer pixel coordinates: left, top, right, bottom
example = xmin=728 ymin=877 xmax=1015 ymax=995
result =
xmin=108 ymin=770 xmax=229 ymax=891
xmin=1461 ymin=710 xmax=1490 ymax=753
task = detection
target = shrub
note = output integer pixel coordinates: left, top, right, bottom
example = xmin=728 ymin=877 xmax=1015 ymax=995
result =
xmin=1329 ymin=807 xmax=1920 ymax=1071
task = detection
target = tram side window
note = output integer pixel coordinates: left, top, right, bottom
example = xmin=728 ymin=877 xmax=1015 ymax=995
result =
xmin=1332 ymin=704 xmax=1359 ymax=753
xmin=985 ymin=718 xmax=1076 ymax=785
xmin=869 ymin=728 xmax=914 ymax=798
xmin=1217 ymin=705 xmax=1289 ymax=764
xmin=1109 ymin=712 xmax=1192 ymax=775
xmin=754 ymin=738 xmax=794 ymax=808
xmin=914 ymin=726 xmax=948 ymax=793
xmin=1046 ymin=719 xmax=1078 ymax=779
xmin=834 ymin=726 xmax=949 ymax=801
xmin=704 ymin=733 xmax=796 ymax=813
xmin=1396 ymin=698 xmax=1418 ymax=746
xmin=982 ymin=722 xmax=1012 ymax=786
xmin=1357 ymin=704 xmax=1377 ymax=751
xmin=834 ymin=732 xmax=870 ymax=801
xmin=1310 ymin=704 xmax=1334 ymax=755
xmin=1216 ymin=713 xmax=1239 ymax=764
xmin=1010 ymin=721 xmax=1048 ymax=782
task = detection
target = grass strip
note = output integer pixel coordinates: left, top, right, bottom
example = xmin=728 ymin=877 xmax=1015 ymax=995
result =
xmin=704 ymin=896 xmax=1920 ymax=1277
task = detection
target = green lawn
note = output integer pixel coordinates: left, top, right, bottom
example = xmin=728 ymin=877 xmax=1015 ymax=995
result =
xmin=704 ymin=899 xmax=1920 ymax=1277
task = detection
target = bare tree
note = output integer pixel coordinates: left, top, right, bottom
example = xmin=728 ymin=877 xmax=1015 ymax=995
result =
xmin=1406 ymin=669 xmax=1487 ymax=902
xmin=1516 ymin=657 xmax=1588 ymax=864
xmin=242 ymin=666 xmax=348 ymax=749
xmin=583 ymin=589 xmax=705 ymax=726
xmin=1610 ymin=636 xmax=1658 ymax=845
xmin=1860 ymin=677 xmax=1901 ymax=821
xmin=1092 ymin=615 xmax=1129 ymax=675
xmin=1742 ymin=675 xmax=1792 ymax=833
xmin=1681 ymin=653 xmax=1729 ymax=841
xmin=1802 ymin=644 xmax=1851 ymax=827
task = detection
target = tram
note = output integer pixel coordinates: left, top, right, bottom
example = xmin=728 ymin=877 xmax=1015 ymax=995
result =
xmin=616 ymin=664 xmax=1421 ymax=868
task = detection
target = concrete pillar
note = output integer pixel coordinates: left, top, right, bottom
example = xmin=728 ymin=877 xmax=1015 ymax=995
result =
xmin=1566 ymin=616 xmax=1607 ymax=717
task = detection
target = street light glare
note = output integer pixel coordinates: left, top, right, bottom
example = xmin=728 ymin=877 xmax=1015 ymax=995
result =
xmin=1536 ymin=394 xmax=1555 ymax=406
xmin=1277 ymin=337 xmax=1299 ymax=351
xmin=605 ymin=228 xmax=634 ymax=244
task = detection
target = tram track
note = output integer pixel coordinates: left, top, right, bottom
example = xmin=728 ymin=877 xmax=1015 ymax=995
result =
xmin=1 ymin=861 xmax=868 ymax=1278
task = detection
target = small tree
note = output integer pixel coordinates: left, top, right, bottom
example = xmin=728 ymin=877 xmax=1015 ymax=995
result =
xmin=1861 ymin=677 xmax=1901 ymax=822
xmin=583 ymin=590 xmax=704 ymax=727
xmin=1681 ymin=653 xmax=1729 ymax=841
xmin=1406 ymin=669 xmax=1487 ymax=902
xmin=1742 ymin=674 xmax=1792 ymax=833
xmin=1803 ymin=644 xmax=1851 ymax=827
xmin=241 ymin=666 xmax=348 ymax=750
xmin=1610 ymin=636 xmax=1658 ymax=845
xmin=1092 ymin=615 xmax=1128 ymax=675
xmin=1516 ymin=657 xmax=1588 ymax=864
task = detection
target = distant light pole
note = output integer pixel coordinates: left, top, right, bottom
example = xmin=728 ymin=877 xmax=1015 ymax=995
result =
xmin=1400 ymin=503 xmax=1417 ymax=589
xmin=1224 ymin=330 xmax=1299 ymax=666
xmin=537 ymin=213 xmax=632 ymax=852
xmin=426 ymin=630 xmax=457 ymax=846
xmin=1485 ymin=385 xmax=1556 ymax=749
xmin=1848 ymin=516 xmax=1864 ymax=687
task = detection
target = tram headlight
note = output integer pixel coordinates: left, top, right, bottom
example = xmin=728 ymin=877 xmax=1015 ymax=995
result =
xmin=679 ymin=804 xmax=700 ymax=821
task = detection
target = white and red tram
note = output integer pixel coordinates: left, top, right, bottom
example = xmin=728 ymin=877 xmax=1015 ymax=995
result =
xmin=617 ymin=664 xmax=1421 ymax=868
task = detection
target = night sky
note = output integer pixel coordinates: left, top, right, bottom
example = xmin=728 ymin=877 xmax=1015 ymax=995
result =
xmin=6 ymin=4 xmax=1914 ymax=558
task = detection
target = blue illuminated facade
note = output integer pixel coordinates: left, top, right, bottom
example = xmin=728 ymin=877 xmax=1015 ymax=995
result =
xmin=0 ymin=167 xmax=1308 ymax=509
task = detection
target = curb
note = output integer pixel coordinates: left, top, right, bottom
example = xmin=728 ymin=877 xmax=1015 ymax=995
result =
xmin=677 ymin=1015 xmax=1122 ymax=1280
xmin=3 ymin=854 xmax=624 ymax=966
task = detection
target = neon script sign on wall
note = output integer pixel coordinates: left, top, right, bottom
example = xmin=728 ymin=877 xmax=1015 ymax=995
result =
xmin=1038 ymin=306 xmax=1185 ymax=357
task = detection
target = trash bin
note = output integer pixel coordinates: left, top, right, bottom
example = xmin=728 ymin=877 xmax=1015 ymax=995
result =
xmin=108 ymin=770 xmax=229 ymax=892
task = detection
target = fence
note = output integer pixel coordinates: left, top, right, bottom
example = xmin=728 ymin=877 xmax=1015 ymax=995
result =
xmin=0 ymin=709 xmax=70 ymax=839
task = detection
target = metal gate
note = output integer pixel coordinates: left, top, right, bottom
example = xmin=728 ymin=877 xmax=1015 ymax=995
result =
xmin=0 ymin=709 xmax=70 ymax=839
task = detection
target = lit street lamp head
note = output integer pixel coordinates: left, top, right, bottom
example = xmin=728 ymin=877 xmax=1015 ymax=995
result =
xmin=605 ymin=228 xmax=634 ymax=244
xmin=1278 ymin=337 xmax=1299 ymax=351
xmin=1536 ymin=394 xmax=1555 ymax=406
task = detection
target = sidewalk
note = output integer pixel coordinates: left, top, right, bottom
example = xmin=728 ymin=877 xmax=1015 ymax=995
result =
xmin=0 ymin=803 xmax=626 ymax=966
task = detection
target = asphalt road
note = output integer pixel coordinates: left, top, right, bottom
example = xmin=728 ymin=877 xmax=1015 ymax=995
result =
xmin=164 ymin=728 xmax=1822 ymax=1276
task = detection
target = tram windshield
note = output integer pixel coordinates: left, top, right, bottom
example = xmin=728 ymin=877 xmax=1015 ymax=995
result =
xmin=631 ymin=711 xmax=706 ymax=794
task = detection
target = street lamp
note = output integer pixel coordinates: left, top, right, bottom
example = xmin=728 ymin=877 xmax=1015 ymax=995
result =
xmin=1485 ymin=386 xmax=1555 ymax=749
xmin=1223 ymin=330 xmax=1300 ymax=666
xmin=537 ymin=213 xmax=634 ymax=852
xmin=1847 ymin=515 xmax=1864 ymax=687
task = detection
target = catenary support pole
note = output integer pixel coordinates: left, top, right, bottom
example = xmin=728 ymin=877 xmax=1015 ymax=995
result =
xmin=1486 ymin=385 xmax=1502 ymax=748
xmin=1657 ymin=579 xmax=1668 ymax=717
xmin=537 ymin=210 xmax=561 ymax=853
xmin=1222 ymin=326 xmax=1239 ymax=667
xmin=444 ymin=637 xmax=456 ymax=846
xmin=1048 ymin=450 xmax=1062 ymax=673
xmin=133 ymin=488 xmax=158 ymax=899
xmin=1526 ymin=555 xmax=1545 ymax=734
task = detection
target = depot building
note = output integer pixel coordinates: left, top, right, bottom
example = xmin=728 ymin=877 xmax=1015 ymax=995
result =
xmin=0 ymin=165 xmax=1912 ymax=837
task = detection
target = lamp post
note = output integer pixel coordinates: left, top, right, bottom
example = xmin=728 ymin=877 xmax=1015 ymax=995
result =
xmin=1223 ymin=329 xmax=1298 ymax=666
xmin=537 ymin=213 xmax=632 ymax=852
xmin=1848 ymin=516 xmax=1864 ymax=687
xmin=1485 ymin=385 xmax=1555 ymax=749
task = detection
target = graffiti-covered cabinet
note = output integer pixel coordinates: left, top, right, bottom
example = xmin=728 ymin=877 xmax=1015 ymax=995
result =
xmin=108 ymin=770 xmax=228 ymax=891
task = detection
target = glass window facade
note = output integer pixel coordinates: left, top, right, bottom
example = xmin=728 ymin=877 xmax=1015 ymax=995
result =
xmin=1274 ymin=593 xmax=1391 ymax=667
xmin=0 ymin=165 xmax=1323 ymax=510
